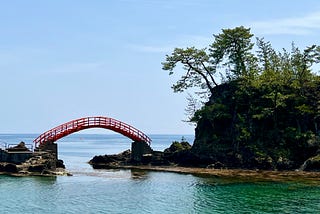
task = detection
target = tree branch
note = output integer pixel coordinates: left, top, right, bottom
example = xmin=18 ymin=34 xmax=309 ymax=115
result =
xmin=186 ymin=61 xmax=215 ymax=94
xmin=201 ymin=61 xmax=218 ymax=87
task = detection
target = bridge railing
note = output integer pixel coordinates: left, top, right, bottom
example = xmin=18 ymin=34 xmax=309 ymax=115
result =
xmin=0 ymin=141 xmax=7 ymax=150
xmin=34 ymin=116 xmax=151 ymax=147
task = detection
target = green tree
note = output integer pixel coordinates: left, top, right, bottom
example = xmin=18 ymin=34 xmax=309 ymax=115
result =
xmin=209 ymin=26 xmax=256 ymax=79
xmin=162 ymin=47 xmax=218 ymax=94
xmin=162 ymin=26 xmax=256 ymax=96
xmin=183 ymin=93 xmax=202 ymax=123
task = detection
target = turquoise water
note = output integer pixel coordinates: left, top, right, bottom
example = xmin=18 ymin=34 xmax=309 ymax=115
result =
xmin=0 ymin=134 xmax=320 ymax=213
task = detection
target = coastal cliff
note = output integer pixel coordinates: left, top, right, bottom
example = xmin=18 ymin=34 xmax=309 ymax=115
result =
xmin=190 ymin=80 xmax=320 ymax=170
xmin=90 ymin=79 xmax=320 ymax=171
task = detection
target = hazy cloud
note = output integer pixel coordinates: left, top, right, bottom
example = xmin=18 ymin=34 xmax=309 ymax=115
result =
xmin=128 ymin=35 xmax=212 ymax=54
xmin=250 ymin=11 xmax=320 ymax=35
xmin=128 ymin=44 xmax=174 ymax=53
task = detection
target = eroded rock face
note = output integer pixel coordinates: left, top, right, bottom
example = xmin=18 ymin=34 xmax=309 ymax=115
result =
xmin=88 ymin=139 xmax=320 ymax=172
xmin=0 ymin=163 xmax=18 ymax=173
xmin=89 ymin=142 xmax=195 ymax=168
xmin=0 ymin=152 xmax=68 ymax=176
xmin=89 ymin=150 xmax=131 ymax=168
xmin=189 ymin=79 xmax=320 ymax=171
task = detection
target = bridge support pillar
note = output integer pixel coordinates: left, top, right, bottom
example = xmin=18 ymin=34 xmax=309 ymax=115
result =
xmin=35 ymin=141 xmax=58 ymax=160
xmin=131 ymin=141 xmax=153 ymax=162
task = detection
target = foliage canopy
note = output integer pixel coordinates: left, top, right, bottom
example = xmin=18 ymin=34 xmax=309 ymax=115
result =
xmin=162 ymin=26 xmax=320 ymax=169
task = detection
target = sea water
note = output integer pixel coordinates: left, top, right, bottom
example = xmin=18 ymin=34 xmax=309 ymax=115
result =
xmin=0 ymin=134 xmax=319 ymax=214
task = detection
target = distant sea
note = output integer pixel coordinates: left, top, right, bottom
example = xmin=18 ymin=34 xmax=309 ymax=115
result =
xmin=0 ymin=134 xmax=320 ymax=214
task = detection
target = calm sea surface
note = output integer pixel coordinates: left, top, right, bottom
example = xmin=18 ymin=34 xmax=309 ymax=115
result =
xmin=0 ymin=134 xmax=319 ymax=213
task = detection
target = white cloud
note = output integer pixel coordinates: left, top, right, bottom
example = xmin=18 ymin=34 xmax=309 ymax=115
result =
xmin=250 ymin=11 xmax=320 ymax=35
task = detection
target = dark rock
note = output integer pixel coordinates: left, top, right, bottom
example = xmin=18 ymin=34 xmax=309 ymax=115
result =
xmin=56 ymin=159 xmax=65 ymax=168
xmin=18 ymin=151 xmax=68 ymax=175
xmin=276 ymin=157 xmax=295 ymax=170
xmin=141 ymin=154 xmax=152 ymax=164
xmin=207 ymin=161 xmax=225 ymax=169
xmin=252 ymin=156 xmax=275 ymax=170
xmin=89 ymin=150 xmax=131 ymax=168
xmin=90 ymin=155 xmax=109 ymax=164
xmin=150 ymin=151 xmax=170 ymax=166
xmin=164 ymin=141 xmax=191 ymax=153
xmin=7 ymin=141 xmax=30 ymax=152
xmin=300 ymin=155 xmax=320 ymax=171
xmin=28 ymin=164 xmax=46 ymax=172
xmin=4 ymin=163 xmax=18 ymax=173
xmin=0 ymin=149 xmax=69 ymax=176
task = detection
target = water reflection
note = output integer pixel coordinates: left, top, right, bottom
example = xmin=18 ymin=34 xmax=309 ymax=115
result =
xmin=31 ymin=175 xmax=57 ymax=185
xmin=190 ymin=176 xmax=320 ymax=213
xmin=130 ymin=169 xmax=149 ymax=180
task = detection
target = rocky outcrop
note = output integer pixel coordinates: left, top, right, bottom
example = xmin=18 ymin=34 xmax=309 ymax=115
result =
xmin=0 ymin=163 xmax=18 ymax=173
xmin=188 ymin=79 xmax=320 ymax=171
xmin=164 ymin=141 xmax=191 ymax=153
xmin=89 ymin=141 xmax=194 ymax=168
xmin=0 ymin=151 xmax=70 ymax=176
xmin=7 ymin=141 xmax=30 ymax=152
xmin=89 ymin=150 xmax=131 ymax=168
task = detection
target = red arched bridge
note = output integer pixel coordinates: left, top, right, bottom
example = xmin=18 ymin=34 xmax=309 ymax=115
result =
xmin=34 ymin=116 xmax=151 ymax=147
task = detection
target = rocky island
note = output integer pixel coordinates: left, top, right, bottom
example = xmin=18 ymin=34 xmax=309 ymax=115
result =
xmin=90 ymin=26 xmax=320 ymax=174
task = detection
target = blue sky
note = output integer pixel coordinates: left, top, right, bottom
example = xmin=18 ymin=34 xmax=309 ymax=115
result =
xmin=1 ymin=0 xmax=320 ymax=135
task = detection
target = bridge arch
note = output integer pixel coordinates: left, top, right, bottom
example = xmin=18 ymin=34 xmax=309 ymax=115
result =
xmin=34 ymin=116 xmax=151 ymax=147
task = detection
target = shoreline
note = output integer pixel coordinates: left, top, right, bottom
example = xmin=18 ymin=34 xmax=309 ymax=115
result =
xmin=0 ymin=167 xmax=72 ymax=177
xmin=97 ymin=164 xmax=320 ymax=183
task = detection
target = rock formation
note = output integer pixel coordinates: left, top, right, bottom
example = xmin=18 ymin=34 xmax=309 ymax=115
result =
xmin=0 ymin=151 xmax=70 ymax=176
xmin=7 ymin=141 xmax=30 ymax=152
xmin=89 ymin=141 xmax=194 ymax=168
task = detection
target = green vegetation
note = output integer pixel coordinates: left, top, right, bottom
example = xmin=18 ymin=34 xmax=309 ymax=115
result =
xmin=164 ymin=137 xmax=192 ymax=154
xmin=163 ymin=26 xmax=320 ymax=170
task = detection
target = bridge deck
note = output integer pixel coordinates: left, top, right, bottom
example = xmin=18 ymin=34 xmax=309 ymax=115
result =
xmin=34 ymin=116 xmax=151 ymax=146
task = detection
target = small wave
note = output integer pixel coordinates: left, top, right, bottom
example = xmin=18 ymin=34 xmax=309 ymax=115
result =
xmin=70 ymin=169 xmax=133 ymax=179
